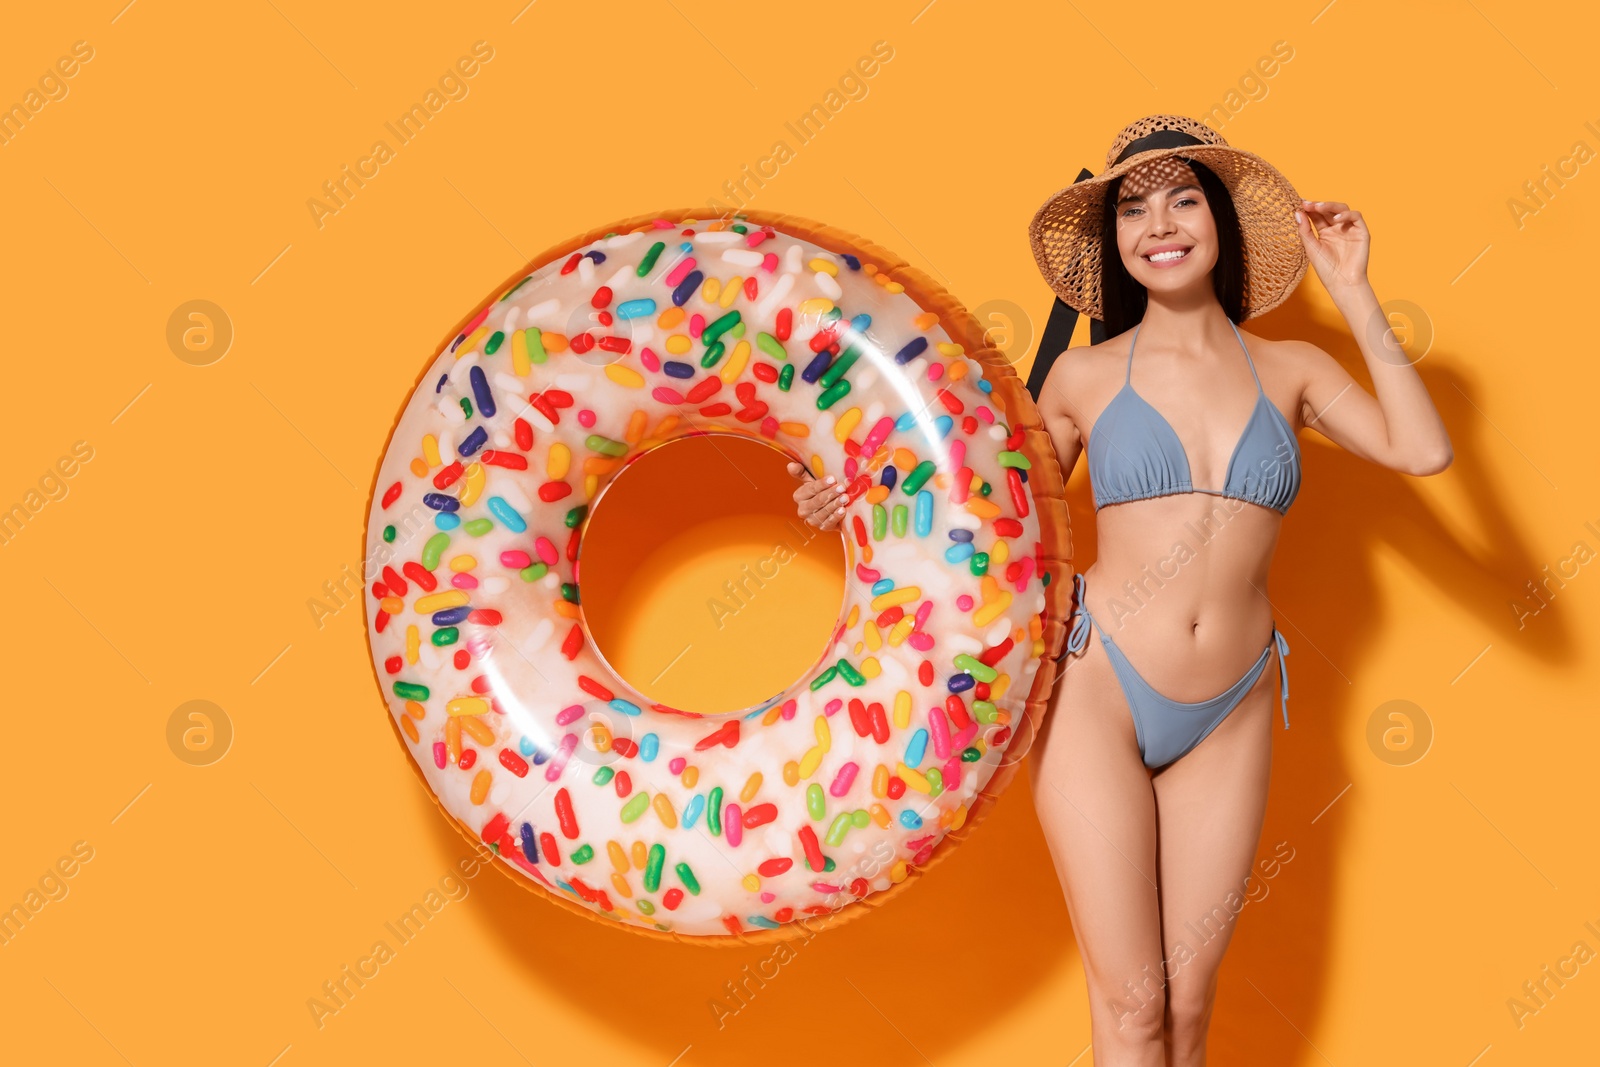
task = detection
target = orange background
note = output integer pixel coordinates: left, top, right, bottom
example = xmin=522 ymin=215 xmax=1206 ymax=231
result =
xmin=3 ymin=1 xmax=1598 ymax=1064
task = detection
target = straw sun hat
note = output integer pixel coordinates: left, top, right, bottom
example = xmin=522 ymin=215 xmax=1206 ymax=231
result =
xmin=1027 ymin=113 xmax=1308 ymax=322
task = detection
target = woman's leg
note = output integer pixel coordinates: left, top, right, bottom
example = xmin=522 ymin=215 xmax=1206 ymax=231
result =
xmin=1030 ymin=625 xmax=1168 ymax=1066
xmin=1149 ymin=650 xmax=1279 ymax=1066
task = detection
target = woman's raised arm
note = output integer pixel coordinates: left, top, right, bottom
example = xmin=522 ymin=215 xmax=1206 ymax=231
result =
xmin=1291 ymin=199 xmax=1453 ymax=476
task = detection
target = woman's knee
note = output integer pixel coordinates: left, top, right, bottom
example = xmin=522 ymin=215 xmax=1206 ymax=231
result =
xmin=1086 ymin=965 xmax=1168 ymax=1046
xmin=1164 ymin=973 xmax=1218 ymax=1039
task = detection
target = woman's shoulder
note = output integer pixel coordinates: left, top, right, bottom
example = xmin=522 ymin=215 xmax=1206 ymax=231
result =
xmin=1035 ymin=327 xmax=1135 ymax=424
xmin=1237 ymin=325 xmax=1333 ymax=360
xmin=1039 ymin=327 xmax=1135 ymax=386
xmin=1045 ymin=327 xmax=1137 ymax=372
xmin=1236 ymin=327 xmax=1334 ymax=384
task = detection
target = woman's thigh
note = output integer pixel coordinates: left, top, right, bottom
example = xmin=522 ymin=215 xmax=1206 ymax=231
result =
xmin=1149 ymin=651 xmax=1278 ymax=1009
xmin=1029 ymin=631 xmax=1167 ymax=1034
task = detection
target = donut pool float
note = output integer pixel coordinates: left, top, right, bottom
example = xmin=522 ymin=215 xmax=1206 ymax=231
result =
xmin=362 ymin=209 xmax=1074 ymax=944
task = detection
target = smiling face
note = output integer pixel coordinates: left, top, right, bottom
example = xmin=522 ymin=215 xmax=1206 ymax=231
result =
xmin=1113 ymin=157 xmax=1219 ymax=301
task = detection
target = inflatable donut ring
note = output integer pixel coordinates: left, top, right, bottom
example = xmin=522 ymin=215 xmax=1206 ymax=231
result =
xmin=363 ymin=208 xmax=1075 ymax=944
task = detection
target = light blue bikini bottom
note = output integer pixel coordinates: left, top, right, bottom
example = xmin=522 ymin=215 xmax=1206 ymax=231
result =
xmin=1057 ymin=572 xmax=1290 ymax=771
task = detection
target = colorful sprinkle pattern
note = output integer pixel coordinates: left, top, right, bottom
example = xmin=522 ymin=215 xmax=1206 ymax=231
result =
xmin=366 ymin=215 xmax=1052 ymax=937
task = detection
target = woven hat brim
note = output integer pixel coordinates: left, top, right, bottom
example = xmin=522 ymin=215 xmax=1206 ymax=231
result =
xmin=1028 ymin=144 xmax=1307 ymax=322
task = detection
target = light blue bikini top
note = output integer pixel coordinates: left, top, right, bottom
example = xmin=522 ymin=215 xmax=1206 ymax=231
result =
xmin=1086 ymin=320 xmax=1302 ymax=514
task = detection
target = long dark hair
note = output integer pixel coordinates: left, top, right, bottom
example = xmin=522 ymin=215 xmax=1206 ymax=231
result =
xmin=1027 ymin=157 xmax=1246 ymax=402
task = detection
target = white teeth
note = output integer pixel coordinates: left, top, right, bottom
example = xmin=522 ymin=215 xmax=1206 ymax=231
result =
xmin=1147 ymin=248 xmax=1189 ymax=262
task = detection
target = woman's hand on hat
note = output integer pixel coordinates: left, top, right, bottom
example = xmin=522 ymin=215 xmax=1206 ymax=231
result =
xmin=788 ymin=461 xmax=849 ymax=530
xmin=1295 ymin=199 xmax=1370 ymax=299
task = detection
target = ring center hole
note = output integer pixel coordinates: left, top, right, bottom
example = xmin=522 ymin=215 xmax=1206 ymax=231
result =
xmin=578 ymin=434 xmax=847 ymax=717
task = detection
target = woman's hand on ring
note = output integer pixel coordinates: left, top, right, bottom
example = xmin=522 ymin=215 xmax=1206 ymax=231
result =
xmin=788 ymin=461 xmax=848 ymax=530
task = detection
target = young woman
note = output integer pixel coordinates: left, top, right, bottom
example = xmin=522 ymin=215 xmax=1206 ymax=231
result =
xmin=793 ymin=115 xmax=1452 ymax=1064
